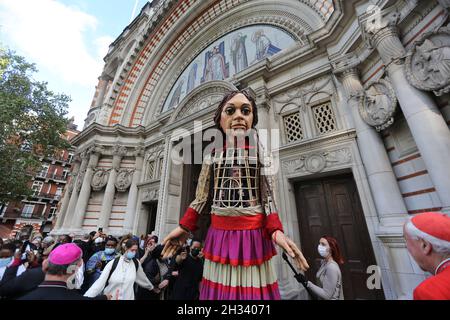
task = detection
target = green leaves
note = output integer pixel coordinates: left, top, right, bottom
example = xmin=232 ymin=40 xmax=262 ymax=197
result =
xmin=0 ymin=49 xmax=71 ymax=203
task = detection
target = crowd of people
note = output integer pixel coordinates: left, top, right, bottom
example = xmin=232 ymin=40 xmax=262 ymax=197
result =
xmin=0 ymin=231 xmax=204 ymax=300
xmin=0 ymin=211 xmax=449 ymax=300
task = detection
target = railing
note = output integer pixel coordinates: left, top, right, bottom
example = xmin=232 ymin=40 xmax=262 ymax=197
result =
xmin=21 ymin=212 xmax=33 ymax=218
xmin=35 ymin=172 xmax=68 ymax=181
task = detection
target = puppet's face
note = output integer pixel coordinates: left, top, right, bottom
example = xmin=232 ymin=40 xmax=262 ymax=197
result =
xmin=219 ymin=93 xmax=254 ymax=137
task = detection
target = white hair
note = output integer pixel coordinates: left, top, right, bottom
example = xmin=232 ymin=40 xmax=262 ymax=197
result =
xmin=405 ymin=218 xmax=450 ymax=255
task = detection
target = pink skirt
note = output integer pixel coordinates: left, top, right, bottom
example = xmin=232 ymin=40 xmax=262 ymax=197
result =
xmin=199 ymin=215 xmax=281 ymax=300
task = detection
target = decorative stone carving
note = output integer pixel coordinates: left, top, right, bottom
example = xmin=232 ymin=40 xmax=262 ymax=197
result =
xmin=113 ymin=145 xmax=128 ymax=157
xmin=134 ymin=145 xmax=145 ymax=158
xmin=174 ymin=84 xmax=230 ymax=121
xmin=358 ymin=79 xmax=397 ymax=132
xmin=282 ymin=148 xmax=352 ymax=174
xmin=76 ymin=169 xmax=85 ymax=193
xmin=90 ymin=169 xmax=110 ymax=191
xmin=144 ymin=143 xmax=165 ymax=164
xmin=115 ymin=169 xmax=133 ymax=192
xmin=87 ymin=144 xmax=105 ymax=155
xmin=273 ymin=77 xmax=332 ymax=105
xmin=84 ymin=111 xmax=97 ymax=128
xmin=142 ymin=188 xmax=159 ymax=202
xmin=405 ymin=27 xmax=450 ymax=96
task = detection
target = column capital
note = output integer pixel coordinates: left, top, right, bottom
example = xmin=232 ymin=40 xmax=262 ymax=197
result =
xmin=331 ymin=54 xmax=360 ymax=77
xmin=360 ymin=5 xmax=406 ymax=65
xmin=134 ymin=145 xmax=145 ymax=158
xmin=438 ymin=0 xmax=450 ymax=10
xmin=112 ymin=144 xmax=127 ymax=157
xmin=87 ymin=143 xmax=105 ymax=156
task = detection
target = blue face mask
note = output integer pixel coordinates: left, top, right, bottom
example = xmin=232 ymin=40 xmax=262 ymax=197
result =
xmin=104 ymin=248 xmax=115 ymax=255
xmin=126 ymin=251 xmax=135 ymax=260
xmin=0 ymin=257 xmax=13 ymax=268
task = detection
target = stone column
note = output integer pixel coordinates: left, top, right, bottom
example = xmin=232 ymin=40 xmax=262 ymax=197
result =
xmin=364 ymin=11 xmax=450 ymax=211
xmin=98 ymin=145 xmax=127 ymax=232
xmin=54 ymin=155 xmax=81 ymax=230
xmin=335 ymin=65 xmax=407 ymax=225
xmin=123 ymin=146 xmax=145 ymax=234
xmin=71 ymin=145 xmax=103 ymax=231
xmin=61 ymin=151 xmax=89 ymax=231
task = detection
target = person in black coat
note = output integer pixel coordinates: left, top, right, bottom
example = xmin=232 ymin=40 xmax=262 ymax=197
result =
xmin=171 ymin=240 xmax=204 ymax=300
xmin=0 ymin=251 xmax=45 ymax=299
xmin=137 ymin=245 xmax=171 ymax=300
xmin=19 ymin=243 xmax=110 ymax=300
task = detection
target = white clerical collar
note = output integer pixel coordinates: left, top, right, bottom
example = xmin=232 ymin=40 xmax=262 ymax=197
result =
xmin=434 ymin=257 xmax=450 ymax=275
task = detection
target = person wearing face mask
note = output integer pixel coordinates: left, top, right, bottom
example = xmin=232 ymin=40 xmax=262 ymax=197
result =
xmin=84 ymin=237 xmax=119 ymax=291
xmin=84 ymin=239 xmax=158 ymax=300
xmin=18 ymin=243 xmax=110 ymax=300
xmin=296 ymin=236 xmax=344 ymax=300
xmin=170 ymin=240 xmax=204 ymax=300
xmin=136 ymin=244 xmax=171 ymax=300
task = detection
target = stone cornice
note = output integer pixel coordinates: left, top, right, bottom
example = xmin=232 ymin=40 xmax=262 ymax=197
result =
xmin=71 ymin=123 xmax=146 ymax=146
xmin=278 ymin=129 xmax=357 ymax=155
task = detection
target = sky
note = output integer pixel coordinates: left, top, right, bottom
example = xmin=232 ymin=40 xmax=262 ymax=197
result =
xmin=0 ymin=0 xmax=149 ymax=129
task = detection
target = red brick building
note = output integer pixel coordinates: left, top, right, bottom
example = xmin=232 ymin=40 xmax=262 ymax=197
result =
xmin=0 ymin=119 xmax=80 ymax=239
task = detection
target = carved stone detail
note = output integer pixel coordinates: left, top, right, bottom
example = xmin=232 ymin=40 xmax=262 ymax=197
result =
xmin=282 ymin=148 xmax=352 ymax=174
xmin=145 ymin=143 xmax=165 ymax=161
xmin=174 ymin=84 xmax=231 ymax=120
xmin=273 ymin=76 xmax=332 ymax=105
xmin=405 ymin=26 xmax=450 ymax=96
xmin=142 ymin=188 xmax=160 ymax=202
xmin=90 ymin=169 xmax=110 ymax=191
xmin=76 ymin=169 xmax=85 ymax=193
xmin=134 ymin=145 xmax=145 ymax=158
xmin=87 ymin=144 xmax=105 ymax=156
xmin=358 ymin=79 xmax=397 ymax=132
xmin=112 ymin=145 xmax=127 ymax=157
xmin=115 ymin=169 xmax=134 ymax=192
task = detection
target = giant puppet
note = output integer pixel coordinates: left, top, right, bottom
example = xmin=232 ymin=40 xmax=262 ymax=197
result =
xmin=162 ymin=90 xmax=309 ymax=300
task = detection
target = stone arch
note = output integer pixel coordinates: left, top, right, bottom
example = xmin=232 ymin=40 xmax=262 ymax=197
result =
xmin=106 ymin=0 xmax=337 ymax=127
xmin=167 ymin=80 xmax=237 ymax=127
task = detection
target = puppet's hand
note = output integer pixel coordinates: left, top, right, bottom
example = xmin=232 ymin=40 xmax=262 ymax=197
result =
xmin=272 ymin=230 xmax=309 ymax=272
xmin=161 ymin=226 xmax=190 ymax=259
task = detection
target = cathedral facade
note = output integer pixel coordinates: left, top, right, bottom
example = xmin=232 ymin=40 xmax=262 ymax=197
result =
xmin=53 ymin=0 xmax=450 ymax=300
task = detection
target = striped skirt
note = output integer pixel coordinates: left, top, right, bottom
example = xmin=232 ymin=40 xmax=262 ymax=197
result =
xmin=199 ymin=214 xmax=281 ymax=300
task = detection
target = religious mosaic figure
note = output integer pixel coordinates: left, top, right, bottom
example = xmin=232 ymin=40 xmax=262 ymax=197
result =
xmin=230 ymin=32 xmax=248 ymax=73
xmin=202 ymin=43 xmax=228 ymax=82
xmin=251 ymin=29 xmax=281 ymax=62
xmin=162 ymin=90 xmax=309 ymax=300
xmin=168 ymin=78 xmax=185 ymax=109
xmin=186 ymin=62 xmax=198 ymax=93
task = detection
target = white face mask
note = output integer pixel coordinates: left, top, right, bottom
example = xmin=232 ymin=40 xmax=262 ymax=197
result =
xmin=318 ymin=244 xmax=329 ymax=258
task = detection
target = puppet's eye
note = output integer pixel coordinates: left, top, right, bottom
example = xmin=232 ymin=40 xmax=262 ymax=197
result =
xmin=241 ymin=107 xmax=251 ymax=115
xmin=225 ymin=107 xmax=235 ymax=115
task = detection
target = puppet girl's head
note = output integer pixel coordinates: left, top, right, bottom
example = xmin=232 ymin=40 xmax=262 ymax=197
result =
xmin=213 ymin=90 xmax=258 ymax=136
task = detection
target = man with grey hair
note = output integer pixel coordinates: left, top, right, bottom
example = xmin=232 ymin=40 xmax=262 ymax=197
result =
xmin=403 ymin=211 xmax=450 ymax=300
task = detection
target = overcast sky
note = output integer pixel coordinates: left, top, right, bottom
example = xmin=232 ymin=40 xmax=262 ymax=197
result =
xmin=0 ymin=0 xmax=148 ymax=129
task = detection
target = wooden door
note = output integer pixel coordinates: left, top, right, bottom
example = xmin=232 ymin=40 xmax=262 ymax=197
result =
xmin=294 ymin=174 xmax=384 ymax=300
